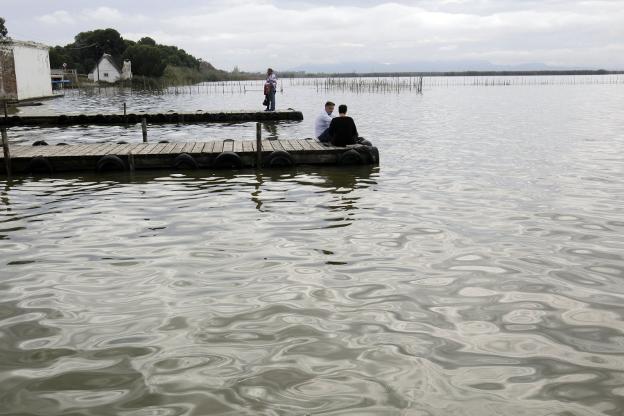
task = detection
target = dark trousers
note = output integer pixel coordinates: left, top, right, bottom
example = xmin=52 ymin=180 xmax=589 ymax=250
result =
xmin=266 ymin=90 xmax=276 ymax=111
xmin=318 ymin=128 xmax=331 ymax=142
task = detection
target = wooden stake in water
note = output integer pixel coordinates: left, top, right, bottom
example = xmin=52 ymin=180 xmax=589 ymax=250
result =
xmin=1 ymin=127 xmax=11 ymax=176
xmin=142 ymin=118 xmax=148 ymax=143
xmin=3 ymin=102 xmax=7 ymax=119
xmin=256 ymin=122 xmax=262 ymax=168
xmin=123 ymin=102 xmax=127 ymax=116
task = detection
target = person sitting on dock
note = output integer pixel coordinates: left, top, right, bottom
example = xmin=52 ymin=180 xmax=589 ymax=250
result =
xmin=328 ymin=104 xmax=358 ymax=147
xmin=264 ymin=68 xmax=277 ymax=111
xmin=314 ymin=101 xmax=335 ymax=143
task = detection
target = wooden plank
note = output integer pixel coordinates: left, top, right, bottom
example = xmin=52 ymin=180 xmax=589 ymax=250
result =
xmin=123 ymin=143 xmax=145 ymax=154
xmin=108 ymin=144 xmax=128 ymax=155
xmin=307 ymin=139 xmax=327 ymax=151
xmin=34 ymin=145 xmax=67 ymax=157
xmin=92 ymin=143 xmax=118 ymax=156
xmin=129 ymin=143 xmax=152 ymax=155
xmin=5 ymin=145 xmax=30 ymax=157
xmin=181 ymin=142 xmax=195 ymax=153
xmin=66 ymin=144 xmax=95 ymax=156
xmin=11 ymin=146 xmax=47 ymax=158
xmin=233 ymin=140 xmax=244 ymax=153
xmin=261 ymin=140 xmax=274 ymax=152
xmin=97 ymin=144 xmax=120 ymax=156
xmin=191 ymin=142 xmax=204 ymax=154
xmin=150 ymin=143 xmax=169 ymax=154
xmin=271 ymin=140 xmax=285 ymax=151
xmin=161 ymin=143 xmax=178 ymax=154
xmin=280 ymin=140 xmax=296 ymax=152
xmin=212 ymin=140 xmax=224 ymax=154
xmin=98 ymin=144 xmax=114 ymax=155
xmin=170 ymin=143 xmax=186 ymax=154
xmin=81 ymin=143 xmax=109 ymax=156
xmin=142 ymin=143 xmax=157 ymax=154
xmin=27 ymin=145 xmax=54 ymax=157
xmin=297 ymin=139 xmax=315 ymax=151
xmin=222 ymin=140 xmax=234 ymax=152
xmin=202 ymin=141 xmax=216 ymax=154
xmin=242 ymin=140 xmax=254 ymax=153
xmin=15 ymin=148 xmax=39 ymax=158
xmin=288 ymin=140 xmax=304 ymax=151
xmin=52 ymin=144 xmax=82 ymax=157
xmin=112 ymin=143 xmax=136 ymax=155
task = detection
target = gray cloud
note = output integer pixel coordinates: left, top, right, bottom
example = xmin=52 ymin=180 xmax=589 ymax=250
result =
xmin=2 ymin=0 xmax=623 ymax=70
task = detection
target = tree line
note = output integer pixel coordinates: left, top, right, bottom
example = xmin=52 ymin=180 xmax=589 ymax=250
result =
xmin=48 ymin=28 xmax=201 ymax=77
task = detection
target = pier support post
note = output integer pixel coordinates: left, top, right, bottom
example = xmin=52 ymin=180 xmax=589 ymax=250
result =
xmin=128 ymin=152 xmax=135 ymax=172
xmin=1 ymin=127 xmax=11 ymax=176
xmin=142 ymin=118 xmax=148 ymax=143
xmin=256 ymin=122 xmax=262 ymax=168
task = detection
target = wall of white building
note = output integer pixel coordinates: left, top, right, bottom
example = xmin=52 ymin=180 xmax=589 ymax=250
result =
xmin=12 ymin=42 xmax=53 ymax=100
xmin=88 ymin=58 xmax=121 ymax=83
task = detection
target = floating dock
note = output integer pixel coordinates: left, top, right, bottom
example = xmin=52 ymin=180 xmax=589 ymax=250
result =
xmin=0 ymin=110 xmax=303 ymax=127
xmin=0 ymin=139 xmax=379 ymax=175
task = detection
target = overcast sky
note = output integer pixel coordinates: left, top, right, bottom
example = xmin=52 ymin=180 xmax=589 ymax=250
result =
xmin=2 ymin=0 xmax=623 ymax=71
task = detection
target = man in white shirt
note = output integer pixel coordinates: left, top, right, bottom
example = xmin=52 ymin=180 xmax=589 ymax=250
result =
xmin=314 ymin=101 xmax=335 ymax=142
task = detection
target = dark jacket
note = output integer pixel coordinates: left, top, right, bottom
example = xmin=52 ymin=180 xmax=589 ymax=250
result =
xmin=328 ymin=116 xmax=358 ymax=147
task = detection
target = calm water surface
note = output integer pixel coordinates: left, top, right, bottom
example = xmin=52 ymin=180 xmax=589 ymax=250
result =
xmin=1 ymin=77 xmax=624 ymax=415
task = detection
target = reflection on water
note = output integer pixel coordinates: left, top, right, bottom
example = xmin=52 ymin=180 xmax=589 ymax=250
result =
xmin=1 ymin=78 xmax=624 ymax=415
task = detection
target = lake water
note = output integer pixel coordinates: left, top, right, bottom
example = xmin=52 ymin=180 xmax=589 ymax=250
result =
xmin=1 ymin=76 xmax=624 ymax=415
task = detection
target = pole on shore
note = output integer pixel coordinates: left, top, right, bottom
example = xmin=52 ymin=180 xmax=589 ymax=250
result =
xmin=256 ymin=122 xmax=262 ymax=168
xmin=142 ymin=118 xmax=148 ymax=143
xmin=1 ymin=127 xmax=11 ymax=176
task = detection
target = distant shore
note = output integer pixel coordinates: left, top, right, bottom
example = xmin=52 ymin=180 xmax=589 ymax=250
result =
xmin=277 ymin=69 xmax=624 ymax=79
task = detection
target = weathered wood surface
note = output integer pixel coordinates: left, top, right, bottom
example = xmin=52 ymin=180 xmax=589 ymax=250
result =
xmin=0 ymin=110 xmax=304 ymax=127
xmin=0 ymin=139 xmax=379 ymax=175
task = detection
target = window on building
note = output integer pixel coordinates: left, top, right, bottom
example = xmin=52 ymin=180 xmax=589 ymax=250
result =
xmin=104 ymin=73 xmax=109 ymax=77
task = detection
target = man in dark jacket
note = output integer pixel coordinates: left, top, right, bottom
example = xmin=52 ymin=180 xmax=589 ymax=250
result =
xmin=328 ymin=104 xmax=358 ymax=147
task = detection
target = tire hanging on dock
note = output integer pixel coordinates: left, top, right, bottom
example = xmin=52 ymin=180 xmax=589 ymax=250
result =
xmin=338 ymin=148 xmax=365 ymax=165
xmin=96 ymin=155 xmax=126 ymax=172
xmin=32 ymin=140 xmax=48 ymax=146
xmin=214 ymin=151 xmax=242 ymax=169
xmin=264 ymin=150 xmax=294 ymax=168
xmin=27 ymin=156 xmax=54 ymax=174
xmin=173 ymin=153 xmax=198 ymax=170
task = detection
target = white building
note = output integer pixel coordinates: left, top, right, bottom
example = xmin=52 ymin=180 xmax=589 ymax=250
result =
xmin=88 ymin=54 xmax=132 ymax=83
xmin=0 ymin=40 xmax=53 ymax=101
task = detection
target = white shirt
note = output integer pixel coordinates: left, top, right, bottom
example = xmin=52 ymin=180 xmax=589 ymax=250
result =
xmin=266 ymin=73 xmax=277 ymax=88
xmin=314 ymin=110 xmax=335 ymax=138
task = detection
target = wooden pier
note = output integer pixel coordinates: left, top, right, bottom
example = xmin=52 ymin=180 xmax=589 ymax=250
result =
xmin=0 ymin=139 xmax=379 ymax=175
xmin=0 ymin=110 xmax=303 ymax=127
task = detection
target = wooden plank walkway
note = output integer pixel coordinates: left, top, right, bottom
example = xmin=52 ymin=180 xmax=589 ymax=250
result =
xmin=0 ymin=110 xmax=304 ymax=127
xmin=0 ymin=139 xmax=379 ymax=175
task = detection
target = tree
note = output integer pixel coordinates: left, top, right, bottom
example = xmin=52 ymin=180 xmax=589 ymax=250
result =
xmin=73 ymin=28 xmax=126 ymax=66
xmin=122 ymin=45 xmax=166 ymax=77
xmin=0 ymin=17 xmax=8 ymax=39
xmin=138 ymin=37 xmax=156 ymax=46
xmin=49 ymin=46 xmax=72 ymax=69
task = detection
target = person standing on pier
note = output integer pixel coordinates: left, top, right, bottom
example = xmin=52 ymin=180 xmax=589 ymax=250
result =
xmin=328 ymin=104 xmax=359 ymax=147
xmin=264 ymin=68 xmax=277 ymax=111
